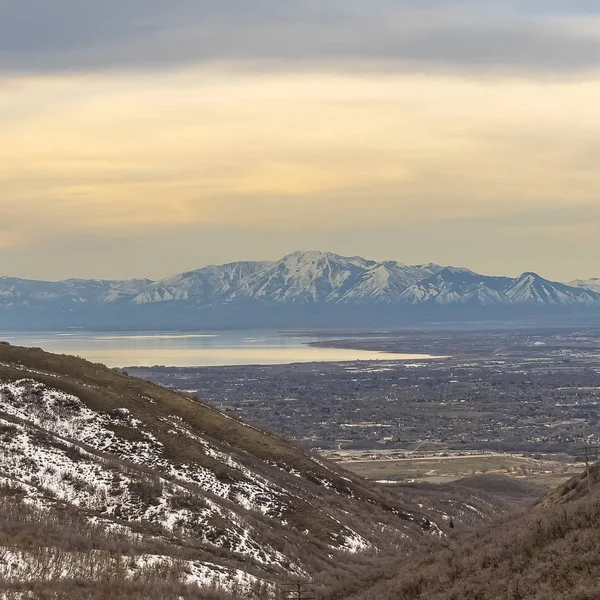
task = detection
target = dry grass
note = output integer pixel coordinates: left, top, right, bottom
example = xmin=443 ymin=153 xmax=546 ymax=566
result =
xmin=341 ymin=454 xmax=576 ymax=487
xmin=0 ymin=343 xmax=521 ymax=598
xmin=335 ymin=468 xmax=600 ymax=600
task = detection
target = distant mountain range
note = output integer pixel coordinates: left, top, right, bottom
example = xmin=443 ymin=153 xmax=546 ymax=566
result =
xmin=1 ymin=251 xmax=599 ymax=329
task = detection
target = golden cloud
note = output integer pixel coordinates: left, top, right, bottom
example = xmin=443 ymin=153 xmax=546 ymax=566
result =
xmin=1 ymin=67 xmax=600 ymax=247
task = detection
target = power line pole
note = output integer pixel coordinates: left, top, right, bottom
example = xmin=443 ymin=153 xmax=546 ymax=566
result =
xmin=585 ymin=444 xmax=592 ymax=496
xmin=575 ymin=443 xmax=600 ymax=495
xmin=280 ymin=580 xmax=317 ymax=600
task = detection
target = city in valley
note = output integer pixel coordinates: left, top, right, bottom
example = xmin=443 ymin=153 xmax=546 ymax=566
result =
xmin=128 ymin=327 xmax=600 ymax=492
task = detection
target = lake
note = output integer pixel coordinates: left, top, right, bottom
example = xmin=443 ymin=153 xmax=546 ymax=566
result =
xmin=0 ymin=330 xmax=443 ymax=368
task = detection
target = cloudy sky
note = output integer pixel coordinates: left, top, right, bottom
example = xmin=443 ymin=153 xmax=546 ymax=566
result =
xmin=2 ymin=1 xmax=600 ymax=281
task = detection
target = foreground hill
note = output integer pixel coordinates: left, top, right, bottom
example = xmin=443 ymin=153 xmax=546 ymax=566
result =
xmin=342 ymin=467 xmax=600 ymax=600
xmin=1 ymin=251 xmax=599 ymax=329
xmin=0 ymin=344 xmax=497 ymax=598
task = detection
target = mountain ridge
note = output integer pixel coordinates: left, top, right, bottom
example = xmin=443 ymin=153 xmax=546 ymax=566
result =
xmin=1 ymin=251 xmax=599 ymax=328
xmin=568 ymin=277 xmax=600 ymax=294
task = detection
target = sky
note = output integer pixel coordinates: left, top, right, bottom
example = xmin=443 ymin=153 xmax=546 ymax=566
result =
xmin=1 ymin=1 xmax=600 ymax=282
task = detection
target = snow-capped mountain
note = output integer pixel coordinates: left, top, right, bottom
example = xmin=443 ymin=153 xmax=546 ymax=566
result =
xmin=107 ymin=251 xmax=600 ymax=308
xmin=129 ymin=261 xmax=273 ymax=305
xmin=235 ymin=251 xmax=374 ymax=303
xmin=0 ymin=344 xmax=494 ymax=595
xmin=1 ymin=252 xmax=599 ymax=328
xmin=505 ymin=273 xmax=600 ymax=306
xmin=98 ymin=278 xmax=153 ymax=303
xmin=399 ymin=268 xmax=513 ymax=306
xmin=568 ymin=278 xmax=600 ymax=294
xmin=399 ymin=269 xmax=600 ymax=308
xmin=117 ymin=252 xmax=441 ymax=307
xmin=0 ymin=276 xmax=118 ymax=307
xmin=338 ymin=261 xmax=442 ymax=304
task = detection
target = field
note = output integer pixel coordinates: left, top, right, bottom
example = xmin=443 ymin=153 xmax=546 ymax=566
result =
xmin=324 ymin=450 xmax=580 ymax=487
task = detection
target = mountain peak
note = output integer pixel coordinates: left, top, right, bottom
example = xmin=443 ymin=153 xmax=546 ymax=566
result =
xmin=284 ymin=250 xmax=334 ymax=259
xmin=1 ymin=254 xmax=599 ymax=325
xmin=281 ymin=250 xmax=370 ymax=265
xmin=517 ymin=271 xmax=541 ymax=279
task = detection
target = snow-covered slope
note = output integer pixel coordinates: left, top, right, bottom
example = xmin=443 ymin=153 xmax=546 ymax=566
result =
xmin=0 ymin=344 xmax=496 ymax=596
xmin=128 ymin=260 xmax=274 ymax=305
xmin=99 ymin=278 xmax=153 ymax=303
xmin=235 ymin=251 xmax=378 ymax=303
xmin=505 ymin=273 xmax=600 ymax=306
xmin=1 ymin=253 xmax=599 ymax=327
xmin=337 ymin=261 xmax=442 ymax=304
xmin=568 ymin=278 xmax=600 ymax=294
xmin=399 ymin=268 xmax=513 ymax=306
xmin=0 ymin=276 xmax=117 ymax=307
xmin=398 ymin=269 xmax=600 ymax=308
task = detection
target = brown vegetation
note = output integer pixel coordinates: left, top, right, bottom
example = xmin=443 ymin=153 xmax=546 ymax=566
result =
xmin=0 ymin=483 xmax=238 ymax=599
xmin=338 ymin=469 xmax=600 ymax=600
xmin=0 ymin=343 xmax=514 ymax=598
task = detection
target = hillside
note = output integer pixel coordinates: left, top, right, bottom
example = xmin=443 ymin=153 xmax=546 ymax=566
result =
xmin=1 ymin=252 xmax=599 ymax=329
xmin=341 ymin=467 xmax=600 ymax=600
xmin=0 ymin=344 xmax=499 ymax=598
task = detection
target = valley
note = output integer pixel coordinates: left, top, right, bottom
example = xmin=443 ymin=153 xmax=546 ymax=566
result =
xmin=131 ymin=327 xmax=600 ymax=454
xmin=130 ymin=327 xmax=600 ymax=497
xmin=0 ymin=343 xmax=501 ymax=599
xmin=1 ymin=328 xmax=600 ymax=598
xmin=0 ymin=325 xmax=597 ymax=599
xmin=324 ymin=449 xmax=578 ymax=489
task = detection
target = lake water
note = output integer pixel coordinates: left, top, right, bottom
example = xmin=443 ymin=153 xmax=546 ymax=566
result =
xmin=0 ymin=330 xmax=443 ymax=368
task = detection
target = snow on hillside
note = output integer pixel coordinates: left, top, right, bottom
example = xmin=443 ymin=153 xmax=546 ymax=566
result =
xmin=0 ymin=344 xmax=505 ymax=597
xmin=0 ymin=405 xmax=371 ymax=579
xmin=0 ymin=381 xmax=293 ymax=568
xmin=398 ymin=268 xmax=600 ymax=307
xmin=236 ymin=251 xmax=378 ymax=303
xmin=0 ymin=370 xmax=392 ymax=587
xmin=399 ymin=268 xmax=512 ymax=306
xmin=0 ymin=546 xmax=269 ymax=596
